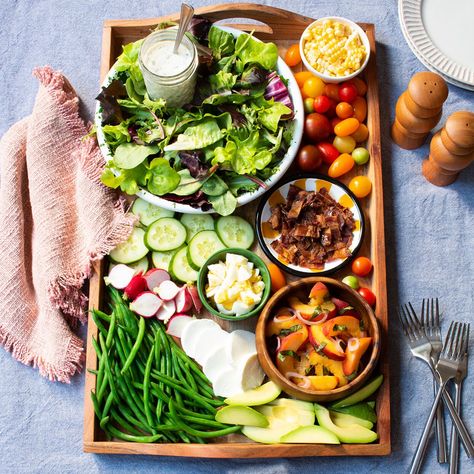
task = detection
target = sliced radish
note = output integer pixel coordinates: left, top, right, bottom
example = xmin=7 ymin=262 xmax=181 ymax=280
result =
xmin=187 ymin=284 xmax=202 ymax=312
xmin=124 ymin=273 xmax=148 ymax=300
xmin=104 ymin=264 xmax=135 ymax=290
xmin=144 ymin=268 xmax=170 ymax=292
xmin=156 ymin=280 xmax=180 ymax=301
xmin=175 ymin=287 xmax=193 ymax=313
xmin=155 ymin=299 xmax=176 ymax=323
xmin=166 ymin=314 xmax=194 ymax=338
xmin=130 ymin=291 xmax=163 ymax=318
xmin=332 ymin=297 xmax=350 ymax=311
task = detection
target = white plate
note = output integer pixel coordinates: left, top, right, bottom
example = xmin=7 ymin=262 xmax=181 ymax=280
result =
xmin=95 ymin=26 xmax=304 ymax=214
xmin=399 ymin=0 xmax=474 ymax=90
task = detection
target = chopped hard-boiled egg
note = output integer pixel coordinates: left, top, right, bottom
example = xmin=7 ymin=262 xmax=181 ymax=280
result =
xmin=205 ymin=253 xmax=265 ymax=316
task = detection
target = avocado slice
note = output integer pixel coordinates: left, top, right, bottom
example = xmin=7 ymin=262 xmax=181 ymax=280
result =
xmin=224 ymin=381 xmax=281 ymax=406
xmin=242 ymin=424 xmax=300 ymax=444
xmin=269 ymin=398 xmax=314 ymax=412
xmin=330 ymin=410 xmax=374 ymax=430
xmin=281 ymin=425 xmax=340 ymax=444
xmin=314 ymin=404 xmax=378 ymax=444
xmin=330 ymin=374 xmax=384 ymax=409
xmin=330 ymin=401 xmax=377 ymax=423
xmin=215 ymin=405 xmax=268 ymax=427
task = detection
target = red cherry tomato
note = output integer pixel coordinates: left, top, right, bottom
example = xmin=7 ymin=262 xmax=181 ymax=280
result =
xmin=313 ymin=95 xmax=332 ymax=114
xmin=297 ymin=145 xmax=323 ymax=172
xmin=347 ymin=77 xmax=367 ymax=96
xmin=304 ymin=113 xmax=331 ymax=141
xmin=352 ymin=256 xmax=373 ymax=276
xmin=326 ymin=98 xmax=338 ymax=118
xmin=324 ymin=83 xmax=340 ymax=101
xmin=317 ymin=142 xmax=340 ymax=165
xmin=338 ymin=83 xmax=358 ymax=103
xmin=284 ymin=44 xmax=302 ymax=67
xmin=358 ymin=287 xmax=376 ymax=307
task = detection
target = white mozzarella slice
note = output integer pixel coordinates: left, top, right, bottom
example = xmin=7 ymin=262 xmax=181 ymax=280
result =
xmin=212 ymin=367 xmax=246 ymax=398
xmin=192 ymin=328 xmax=229 ymax=366
xmin=202 ymin=346 xmax=231 ymax=383
xmin=227 ymin=329 xmax=257 ymax=365
xmin=180 ymin=319 xmax=220 ymax=359
xmin=237 ymin=352 xmax=265 ymax=391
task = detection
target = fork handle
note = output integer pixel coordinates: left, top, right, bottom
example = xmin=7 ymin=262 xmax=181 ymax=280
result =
xmin=411 ymin=381 xmax=447 ymax=474
xmin=449 ymin=382 xmax=462 ymax=474
xmin=433 ymin=376 xmax=448 ymax=463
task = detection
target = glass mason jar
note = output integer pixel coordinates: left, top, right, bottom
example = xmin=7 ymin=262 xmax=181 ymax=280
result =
xmin=138 ymin=29 xmax=198 ymax=108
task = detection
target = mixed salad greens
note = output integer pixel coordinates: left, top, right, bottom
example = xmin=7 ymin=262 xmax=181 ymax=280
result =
xmin=97 ymin=20 xmax=295 ymax=215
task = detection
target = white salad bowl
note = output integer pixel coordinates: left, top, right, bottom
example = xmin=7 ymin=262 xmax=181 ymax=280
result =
xmin=95 ymin=26 xmax=304 ymax=214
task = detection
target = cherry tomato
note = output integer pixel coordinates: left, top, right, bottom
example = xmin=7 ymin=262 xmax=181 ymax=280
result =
xmin=267 ymin=263 xmax=287 ymax=293
xmin=304 ymin=97 xmax=315 ymax=114
xmin=324 ymin=83 xmax=340 ymax=101
xmin=342 ymin=275 xmax=360 ymax=290
xmin=338 ymin=83 xmax=358 ymax=103
xmin=347 ymin=77 xmax=367 ymax=96
xmin=352 ymin=146 xmax=370 ymax=165
xmin=305 ymin=113 xmax=331 ymax=141
xmin=331 ymin=117 xmax=342 ymax=131
xmin=303 ymin=76 xmax=325 ymax=98
xmin=349 ymin=175 xmax=372 ymax=198
xmin=328 ymin=153 xmax=355 ymax=178
xmin=285 ymin=44 xmax=302 ymax=67
xmin=333 ymin=135 xmax=357 ymax=153
xmin=358 ymin=287 xmax=376 ymax=307
xmin=352 ymin=256 xmax=373 ymax=276
xmin=351 ymin=124 xmax=369 ymax=143
xmin=317 ymin=142 xmax=340 ymax=165
xmin=334 ymin=118 xmax=360 ymax=137
xmin=294 ymin=71 xmax=313 ymax=88
xmin=297 ymin=145 xmax=323 ymax=172
xmin=325 ymin=98 xmax=338 ymax=118
xmin=336 ymin=102 xmax=354 ymax=119
xmin=313 ymin=95 xmax=332 ymax=114
xmin=352 ymin=96 xmax=367 ymax=122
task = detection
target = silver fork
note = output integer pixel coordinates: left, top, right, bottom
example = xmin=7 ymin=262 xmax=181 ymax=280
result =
xmin=421 ymin=298 xmax=447 ymax=463
xmin=410 ymin=322 xmax=470 ymax=474
xmin=449 ymin=324 xmax=470 ymax=474
xmin=398 ymin=305 xmax=474 ymax=459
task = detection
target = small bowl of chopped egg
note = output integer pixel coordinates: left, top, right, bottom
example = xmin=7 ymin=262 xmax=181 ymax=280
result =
xmin=299 ymin=17 xmax=370 ymax=83
xmin=197 ymin=248 xmax=272 ymax=321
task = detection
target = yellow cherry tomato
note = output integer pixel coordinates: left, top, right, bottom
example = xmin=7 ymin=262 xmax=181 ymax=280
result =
xmin=352 ymin=96 xmax=367 ymax=122
xmin=324 ymin=83 xmax=340 ymax=101
xmin=351 ymin=123 xmax=369 ymax=143
xmin=334 ymin=117 xmax=360 ymax=137
xmin=294 ymin=71 xmax=314 ymax=88
xmin=328 ymin=153 xmax=355 ymax=178
xmin=336 ymin=102 xmax=354 ymax=119
xmin=284 ymin=44 xmax=302 ymax=67
xmin=303 ymin=76 xmax=326 ymax=98
xmin=333 ymin=135 xmax=357 ymax=153
xmin=266 ymin=263 xmax=287 ymax=293
xmin=349 ymin=175 xmax=372 ymax=198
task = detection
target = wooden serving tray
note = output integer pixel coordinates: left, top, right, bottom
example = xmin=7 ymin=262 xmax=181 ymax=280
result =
xmin=84 ymin=3 xmax=390 ymax=457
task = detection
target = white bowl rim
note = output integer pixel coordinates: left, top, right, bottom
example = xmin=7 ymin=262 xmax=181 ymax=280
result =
xmin=95 ymin=25 xmax=304 ymax=214
xmin=299 ymin=16 xmax=371 ymax=84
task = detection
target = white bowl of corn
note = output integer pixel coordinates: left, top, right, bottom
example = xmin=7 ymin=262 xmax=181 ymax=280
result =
xmin=299 ymin=17 xmax=370 ymax=83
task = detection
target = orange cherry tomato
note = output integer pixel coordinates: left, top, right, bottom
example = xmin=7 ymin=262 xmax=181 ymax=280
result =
xmin=328 ymin=153 xmax=355 ymax=178
xmin=349 ymin=175 xmax=372 ymax=198
xmin=348 ymin=77 xmax=367 ymax=96
xmin=294 ymin=71 xmax=314 ymax=88
xmin=267 ymin=263 xmax=287 ymax=293
xmin=334 ymin=118 xmax=360 ymax=137
xmin=352 ymin=97 xmax=367 ymax=122
xmin=324 ymin=83 xmax=340 ymax=101
xmin=358 ymin=287 xmax=376 ymax=306
xmin=352 ymin=257 xmax=373 ymax=276
xmin=351 ymin=123 xmax=369 ymax=142
xmin=285 ymin=44 xmax=302 ymax=67
xmin=336 ymin=102 xmax=354 ymax=119
xmin=331 ymin=117 xmax=342 ymax=131
xmin=303 ymin=76 xmax=326 ymax=98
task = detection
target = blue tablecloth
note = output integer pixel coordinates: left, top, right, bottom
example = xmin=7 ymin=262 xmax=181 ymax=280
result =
xmin=1 ymin=1 xmax=473 ymax=472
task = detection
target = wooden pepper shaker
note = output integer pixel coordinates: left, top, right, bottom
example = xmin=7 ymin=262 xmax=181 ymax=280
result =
xmin=391 ymin=72 xmax=448 ymax=149
xmin=422 ymin=111 xmax=474 ymax=186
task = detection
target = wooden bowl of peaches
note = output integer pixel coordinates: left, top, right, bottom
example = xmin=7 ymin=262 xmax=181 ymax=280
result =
xmin=255 ymin=277 xmax=380 ymax=402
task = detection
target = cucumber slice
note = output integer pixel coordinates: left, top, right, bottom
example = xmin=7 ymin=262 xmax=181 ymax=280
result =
xmin=215 ymin=215 xmax=254 ymax=249
xmin=109 ymin=227 xmax=149 ymax=264
xmin=145 ymin=217 xmax=187 ymax=251
xmin=170 ymin=246 xmax=198 ymax=283
xmin=173 ymin=169 xmax=203 ymax=196
xmin=151 ymin=249 xmax=178 ymax=272
xmin=132 ymin=198 xmax=174 ymax=226
xmin=187 ymin=230 xmax=226 ymax=270
xmin=180 ymin=214 xmax=215 ymax=242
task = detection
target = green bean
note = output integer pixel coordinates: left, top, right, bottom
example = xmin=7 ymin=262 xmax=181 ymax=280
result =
xmin=93 ymin=309 xmax=112 ymax=324
xmin=97 ymin=368 xmax=109 ymax=403
xmin=107 ymin=424 xmax=163 ymax=443
xmin=110 ymin=408 xmax=145 ymax=437
xmin=99 ymin=416 xmax=110 ymax=430
xmin=143 ymin=345 xmax=156 ymax=433
xmin=117 ymin=404 xmax=151 ymax=433
xmin=91 ymin=310 xmax=108 ymax=339
xmin=180 ymin=414 xmax=230 ymax=429
xmin=99 ymin=333 xmax=118 ymax=401
xmin=101 ymin=392 xmax=114 ymax=421
xmin=87 ymin=369 xmax=99 ymax=376
xmin=121 ymin=316 xmax=146 ymax=374
xmin=176 ymin=404 xmax=215 ymax=420
xmin=105 ymin=309 xmax=116 ymax=349
xmin=153 ymin=332 xmax=162 ymax=368
xmin=90 ymin=391 xmax=102 ymax=419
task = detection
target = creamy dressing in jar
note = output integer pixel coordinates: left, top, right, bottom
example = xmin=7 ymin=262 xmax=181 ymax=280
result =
xmin=142 ymin=40 xmax=192 ymax=77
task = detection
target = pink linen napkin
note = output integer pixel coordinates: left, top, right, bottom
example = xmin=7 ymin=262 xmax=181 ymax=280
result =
xmin=0 ymin=66 xmax=136 ymax=382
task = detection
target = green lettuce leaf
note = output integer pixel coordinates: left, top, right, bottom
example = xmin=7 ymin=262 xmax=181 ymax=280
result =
xmin=209 ymin=70 xmax=237 ymax=92
xmin=113 ymin=143 xmax=160 ymax=169
xmin=101 ymin=163 xmax=148 ymax=195
xmin=102 ymin=121 xmax=131 ymax=149
xmin=201 ymin=174 xmax=228 ymax=196
xmin=234 ymin=33 xmax=278 ymax=70
xmin=115 ymin=40 xmax=146 ymax=96
xmin=208 ymin=26 xmax=235 ymax=59
xmin=209 ymin=190 xmax=237 ymax=216
xmin=147 ymin=158 xmax=180 ymax=195
xmin=258 ymin=101 xmax=292 ymax=133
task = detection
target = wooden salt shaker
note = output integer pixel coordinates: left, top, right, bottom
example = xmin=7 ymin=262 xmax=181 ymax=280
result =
xmin=422 ymin=111 xmax=474 ymax=186
xmin=391 ymin=72 xmax=448 ymax=149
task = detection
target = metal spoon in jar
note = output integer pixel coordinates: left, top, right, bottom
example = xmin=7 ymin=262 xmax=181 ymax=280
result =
xmin=173 ymin=3 xmax=195 ymax=54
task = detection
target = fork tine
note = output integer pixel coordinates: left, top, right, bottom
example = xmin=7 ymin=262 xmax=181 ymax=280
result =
xmin=450 ymin=322 xmax=462 ymax=359
xmin=421 ymin=298 xmax=426 ymax=327
xmin=442 ymin=321 xmax=456 ymax=357
xmin=430 ymin=298 xmax=435 ymax=328
xmin=456 ymin=323 xmax=468 ymax=360
xmin=406 ymin=302 xmax=421 ymax=330
xmin=435 ymin=298 xmax=440 ymax=328
xmin=398 ymin=306 xmax=411 ymax=340
xmin=465 ymin=324 xmax=471 ymax=356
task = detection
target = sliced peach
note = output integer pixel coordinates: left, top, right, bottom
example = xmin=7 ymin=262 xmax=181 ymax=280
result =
xmin=322 ymin=316 xmax=363 ymax=338
xmin=266 ymin=314 xmax=300 ymax=337
xmin=342 ymin=337 xmax=372 ymax=376
xmin=289 ymin=297 xmax=336 ymax=322
xmin=308 ymin=350 xmax=348 ymax=387
xmin=294 ymin=351 xmax=312 ymax=375
xmin=276 ymin=350 xmax=297 ymax=376
xmin=308 ymin=375 xmax=339 ymax=391
xmin=280 ymin=325 xmax=309 ymax=352
xmin=309 ymin=324 xmax=345 ymax=361
xmin=309 ymin=282 xmax=329 ymax=305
